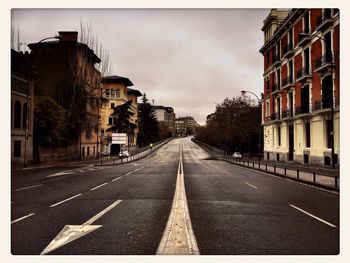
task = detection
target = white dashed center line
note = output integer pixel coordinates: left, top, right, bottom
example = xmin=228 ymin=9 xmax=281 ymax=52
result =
xmin=13 ymin=184 xmax=43 ymax=192
xmin=49 ymin=194 xmax=82 ymax=208
xmin=90 ymin=183 xmax=108 ymax=191
xmin=244 ymin=182 xmax=258 ymax=189
xmin=11 ymin=213 xmax=36 ymax=224
xmin=289 ymin=204 xmax=337 ymax=228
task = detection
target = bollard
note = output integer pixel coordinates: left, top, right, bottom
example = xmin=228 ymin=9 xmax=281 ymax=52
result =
xmin=274 ymin=165 xmax=276 ymax=173
xmin=284 ymin=167 xmax=286 ymax=175
xmin=297 ymin=169 xmax=299 ymax=179
xmin=313 ymin=172 xmax=316 ymax=182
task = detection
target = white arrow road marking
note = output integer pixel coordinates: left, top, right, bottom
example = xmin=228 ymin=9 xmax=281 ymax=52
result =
xmin=13 ymin=184 xmax=43 ymax=192
xmin=47 ymin=170 xmax=75 ymax=178
xmin=49 ymin=194 xmax=82 ymax=208
xmin=244 ymin=182 xmax=258 ymax=189
xmin=156 ymin=139 xmax=199 ymax=255
xmin=41 ymin=199 xmax=122 ymax=255
xmin=11 ymin=213 xmax=35 ymax=224
xmin=289 ymin=204 xmax=337 ymax=228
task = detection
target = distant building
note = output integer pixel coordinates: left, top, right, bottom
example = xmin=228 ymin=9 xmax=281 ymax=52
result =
xmin=260 ymin=9 xmax=339 ymax=166
xmin=100 ymin=75 xmax=142 ymax=155
xmin=28 ymin=31 xmax=102 ymax=161
xmin=11 ymin=49 xmax=37 ymax=166
xmin=153 ymin=105 xmax=176 ymax=136
xmin=175 ymin=116 xmax=199 ymax=136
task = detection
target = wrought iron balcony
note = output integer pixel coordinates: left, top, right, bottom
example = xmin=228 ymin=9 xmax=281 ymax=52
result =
xmin=313 ymin=98 xmax=333 ymax=111
xmin=271 ymin=112 xmax=281 ymax=121
xmin=296 ymin=66 xmax=312 ymax=82
xmin=316 ymin=9 xmax=333 ymax=31
xmin=314 ymin=53 xmax=334 ymax=72
xmin=282 ymin=42 xmax=294 ymax=58
xmin=298 ymin=28 xmax=311 ymax=46
xmin=271 ymin=54 xmax=281 ymax=68
xmin=282 ymin=75 xmax=295 ymax=89
xmin=282 ymin=109 xmax=294 ymax=119
xmin=271 ymin=83 xmax=281 ymax=94
xmin=295 ymin=104 xmax=311 ymax=115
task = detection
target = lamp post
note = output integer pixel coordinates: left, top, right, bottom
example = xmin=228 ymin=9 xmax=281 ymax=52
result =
xmin=299 ymin=32 xmax=336 ymax=168
xmin=241 ymin=90 xmax=262 ymax=161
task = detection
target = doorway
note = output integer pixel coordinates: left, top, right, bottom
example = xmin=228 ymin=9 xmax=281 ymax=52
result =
xmin=288 ymin=125 xmax=294 ymax=161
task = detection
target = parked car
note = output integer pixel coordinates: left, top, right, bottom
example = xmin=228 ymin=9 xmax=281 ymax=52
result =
xmin=232 ymin=152 xmax=242 ymax=159
xmin=119 ymin=150 xmax=130 ymax=158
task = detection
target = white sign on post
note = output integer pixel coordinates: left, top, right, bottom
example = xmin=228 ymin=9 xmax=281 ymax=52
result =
xmin=112 ymin=133 xmax=127 ymax=144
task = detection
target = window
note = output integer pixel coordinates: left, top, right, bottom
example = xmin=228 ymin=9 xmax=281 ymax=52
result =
xmin=266 ymin=101 xmax=270 ymax=116
xmin=116 ymin=89 xmax=120 ymax=98
xmin=277 ymin=126 xmax=281 ymax=146
xmin=288 ymin=59 xmax=294 ymax=79
xmin=305 ymin=122 xmax=311 ymax=147
xmin=93 ymin=146 xmax=95 ymax=155
xmin=288 ymin=28 xmax=293 ymax=46
xmin=108 ymin=117 xmax=113 ymax=125
xmin=303 ymin=10 xmax=310 ymax=32
xmin=87 ymin=147 xmax=90 ymax=156
xmin=304 ymin=48 xmax=310 ymax=72
xmin=82 ymin=147 xmax=85 ymax=156
xmin=111 ymin=103 xmax=115 ymax=108
xmin=14 ymin=140 xmax=21 ymax=157
xmin=105 ymin=89 xmax=110 ymax=97
xmin=14 ymin=100 xmax=21 ymax=129
xmin=23 ymin=103 xmax=28 ymax=129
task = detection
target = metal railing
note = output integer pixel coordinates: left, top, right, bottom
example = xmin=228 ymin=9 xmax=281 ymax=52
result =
xmin=313 ymin=99 xmax=333 ymax=111
xmin=283 ymin=42 xmax=294 ymax=56
xmin=316 ymin=9 xmax=332 ymax=28
xmin=192 ymin=139 xmax=339 ymax=191
xmin=282 ymin=109 xmax=293 ymax=118
xmin=295 ymin=104 xmax=311 ymax=115
xmin=282 ymin=75 xmax=294 ymax=87
xmin=296 ymin=66 xmax=312 ymax=80
xmin=315 ymin=53 xmax=334 ymax=69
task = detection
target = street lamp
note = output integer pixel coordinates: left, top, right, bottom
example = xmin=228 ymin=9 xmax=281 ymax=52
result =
xmin=299 ymin=32 xmax=336 ymax=168
xmin=241 ymin=90 xmax=262 ymax=161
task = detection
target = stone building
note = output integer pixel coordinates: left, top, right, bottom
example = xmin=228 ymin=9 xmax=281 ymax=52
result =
xmin=28 ymin=31 xmax=102 ymax=161
xmin=260 ymin=9 xmax=339 ymax=166
xmin=11 ymin=49 xmax=37 ymax=166
xmin=100 ymin=75 xmax=142 ymax=155
xmin=153 ymin=105 xmax=176 ymax=136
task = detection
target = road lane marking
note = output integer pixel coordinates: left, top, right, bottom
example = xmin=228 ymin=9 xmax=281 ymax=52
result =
xmin=90 ymin=183 xmax=108 ymax=191
xmin=11 ymin=213 xmax=35 ymax=224
xmin=289 ymin=204 xmax=337 ymax=228
xmin=112 ymin=177 xmax=122 ymax=182
xmin=77 ymin=169 xmax=85 ymax=172
xmin=125 ymin=172 xmax=133 ymax=175
xmin=49 ymin=194 xmax=82 ymax=208
xmin=244 ymin=182 xmax=258 ymax=189
xmin=157 ymin=138 xmax=200 ymax=255
xmin=47 ymin=170 xmax=75 ymax=178
xmin=13 ymin=184 xmax=43 ymax=192
xmin=41 ymin=200 xmax=123 ymax=255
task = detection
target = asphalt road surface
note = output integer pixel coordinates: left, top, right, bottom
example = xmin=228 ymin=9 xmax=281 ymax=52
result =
xmin=11 ymin=137 xmax=339 ymax=255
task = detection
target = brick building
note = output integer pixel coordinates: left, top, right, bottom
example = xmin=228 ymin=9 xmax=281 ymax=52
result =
xmin=260 ymin=9 xmax=339 ymax=166
xmin=11 ymin=49 xmax=37 ymax=166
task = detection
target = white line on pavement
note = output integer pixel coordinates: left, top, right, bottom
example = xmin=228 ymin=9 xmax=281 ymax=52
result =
xmin=90 ymin=183 xmax=108 ymax=191
xmin=289 ymin=204 xmax=337 ymax=228
xmin=77 ymin=169 xmax=85 ymax=172
xmin=11 ymin=213 xmax=35 ymax=224
xmin=244 ymin=182 xmax=258 ymax=189
xmin=125 ymin=172 xmax=133 ymax=175
xmin=49 ymin=194 xmax=82 ymax=208
xmin=112 ymin=177 xmax=122 ymax=182
xmin=13 ymin=184 xmax=43 ymax=192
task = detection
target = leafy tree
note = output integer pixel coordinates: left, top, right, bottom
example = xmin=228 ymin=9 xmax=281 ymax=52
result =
xmin=158 ymin=121 xmax=172 ymax=140
xmin=33 ymin=96 xmax=67 ymax=146
xmin=137 ymin=93 xmax=160 ymax=147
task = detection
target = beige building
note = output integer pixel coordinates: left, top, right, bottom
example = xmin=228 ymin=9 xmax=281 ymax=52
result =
xmin=260 ymin=9 xmax=339 ymax=167
xmin=153 ymin=105 xmax=176 ymax=136
xmin=100 ymin=75 xmax=142 ymax=155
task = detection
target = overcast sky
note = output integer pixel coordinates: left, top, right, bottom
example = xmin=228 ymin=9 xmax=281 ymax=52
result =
xmin=12 ymin=9 xmax=270 ymax=125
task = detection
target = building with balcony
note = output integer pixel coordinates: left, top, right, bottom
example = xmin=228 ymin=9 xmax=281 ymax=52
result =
xmin=28 ymin=31 xmax=102 ymax=161
xmin=100 ymin=75 xmax=142 ymax=155
xmin=260 ymin=9 xmax=339 ymax=166
xmin=153 ymin=105 xmax=176 ymax=136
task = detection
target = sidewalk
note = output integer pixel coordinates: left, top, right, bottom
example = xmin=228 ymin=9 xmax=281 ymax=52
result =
xmin=192 ymin=138 xmax=339 ymax=192
xmin=11 ymin=138 xmax=172 ymax=174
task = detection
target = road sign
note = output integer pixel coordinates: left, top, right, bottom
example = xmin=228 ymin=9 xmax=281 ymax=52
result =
xmin=112 ymin=133 xmax=127 ymax=144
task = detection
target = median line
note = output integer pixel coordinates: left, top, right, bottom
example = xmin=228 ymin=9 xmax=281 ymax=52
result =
xmin=49 ymin=194 xmax=82 ymax=208
xmin=11 ymin=213 xmax=35 ymax=224
xmin=156 ymin=139 xmax=200 ymax=255
xmin=112 ymin=177 xmax=122 ymax=182
xmin=289 ymin=204 xmax=337 ymax=228
xmin=90 ymin=183 xmax=108 ymax=191
xmin=13 ymin=184 xmax=43 ymax=192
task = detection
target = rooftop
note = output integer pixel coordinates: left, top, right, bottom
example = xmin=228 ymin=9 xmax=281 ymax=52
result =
xmin=102 ymin=75 xmax=134 ymax=86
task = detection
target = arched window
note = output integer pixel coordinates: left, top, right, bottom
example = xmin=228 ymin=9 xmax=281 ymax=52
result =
xmin=14 ymin=101 xmax=21 ymax=129
xmin=23 ymin=103 xmax=28 ymax=129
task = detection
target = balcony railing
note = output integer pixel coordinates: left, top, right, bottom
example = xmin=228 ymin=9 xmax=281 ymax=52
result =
xmin=298 ymin=28 xmax=311 ymax=45
xmin=295 ymin=104 xmax=311 ymax=115
xmin=271 ymin=83 xmax=279 ymax=93
xmin=282 ymin=109 xmax=294 ymax=118
xmin=316 ymin=9 xmax=333 ymax=30
xmin=282 ymin=75 xmax=295 ymax=88
xmin=283 ymin=42 xmax=294 ymax=58
xmin=315 ymin=53 xmax=334 ymax=72
xmin=271 ymin=112 xmax=281 ymax=121
xmin=313 ymin=98 xmax=333 ymax=111
xmin=296 ymin=66 xmax=312 ymax=81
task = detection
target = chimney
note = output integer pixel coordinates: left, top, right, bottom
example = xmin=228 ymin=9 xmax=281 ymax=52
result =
xmin=58 ymin=31 xmax=78 ymax=43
